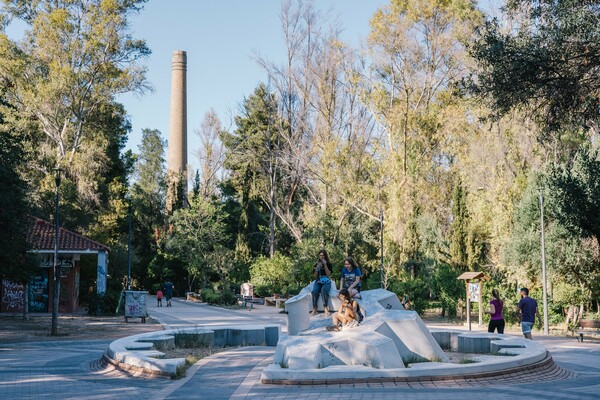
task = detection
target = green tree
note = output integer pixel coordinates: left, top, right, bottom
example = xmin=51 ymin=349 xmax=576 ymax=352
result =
xmin=467 ymin=0 xmax=600 ymax=135
xmin=165 ymin=195 xmax=228 ymax=291
xmin=450 ymin=178 xmax=469 ymax=270
xmin=221 ymin=83 xmax=282 ymax=258
xmin=0 ymin=127 xmax=37 ymax=293
xmin=0 ymin=0 xmax=150 ymax=198
xmin=547 ymin=145 xmax=600 ymax=243
xmin=130 ymin=128 xmax=166 ymax=288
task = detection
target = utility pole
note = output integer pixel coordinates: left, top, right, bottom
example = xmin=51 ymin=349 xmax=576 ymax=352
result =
xmin=127 ymin=200 xmax=132 ymax=290
xmin=539 ymin=189 xmax=549 ymax=335
xmin=51 ymin=168 xmax=62 ymax=336
xmin=378 ymin=183 xmax=384 ymax=289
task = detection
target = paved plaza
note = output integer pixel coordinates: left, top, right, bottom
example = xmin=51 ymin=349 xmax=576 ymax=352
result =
xmin=1 ymin=298 xmax=599 ymax=399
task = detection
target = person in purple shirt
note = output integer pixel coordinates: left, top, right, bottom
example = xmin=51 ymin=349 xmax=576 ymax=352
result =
xmin=517 ymin=287 xmax=541 ymax=339
xmin=485 ymin=289 xmax=504 ymax=334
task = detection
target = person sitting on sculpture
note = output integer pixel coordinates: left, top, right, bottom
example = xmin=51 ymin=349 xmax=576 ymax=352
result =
xmin=326 ymin=288 xmax=359 ymax=331
xmin=311 ymin=249 xmax=333 ymax=316
xmin=340 ymin=256 xmax=362 ymax=299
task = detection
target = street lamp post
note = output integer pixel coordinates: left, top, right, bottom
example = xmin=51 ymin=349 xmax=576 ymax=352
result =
xmin=539 ymin=190 xmax=549 ymax=335
xmin=127 ymin=200 xmax=132 ymax=290
xmin=50 ymin=168 xmax=62 ymax=336
xmin=380 ymin=205 xmax=384 ymax=289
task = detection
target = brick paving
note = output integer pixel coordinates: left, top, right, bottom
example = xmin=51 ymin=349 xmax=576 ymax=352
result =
xmin=0 ymin=298 xmax=599 ymax=399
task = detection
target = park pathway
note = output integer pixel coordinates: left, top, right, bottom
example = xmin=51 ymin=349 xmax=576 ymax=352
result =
xmin=0 ymin=297 xmax=599 ymax=399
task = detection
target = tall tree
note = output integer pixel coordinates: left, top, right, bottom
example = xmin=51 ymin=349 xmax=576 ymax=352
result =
xmin=450 ymin=178 xmax=469 ymax=270
xmin=0 ymin=0 xmax=150 ymax=199
xmin=467 ymin=0 xmax=600 ymax=136
xmin=130 ymin=128 xmax=166 ymax=287
xmin=222 ymin=84 xmax=282 ymax=258
xmin=0 ymin=125 xmax=37 ymax=289
xmin=195 ymin=110 xmax=225 ymax=199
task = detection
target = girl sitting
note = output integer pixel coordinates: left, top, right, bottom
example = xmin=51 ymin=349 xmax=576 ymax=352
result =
xmin=326 ymin=288 xmax=360 ymax=331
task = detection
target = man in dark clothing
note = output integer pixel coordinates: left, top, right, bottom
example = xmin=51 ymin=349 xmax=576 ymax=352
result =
xmin=517 ymin=287 xmax=540 ymax=339
xmin=164 ymin=281 xmax=174 ymax=307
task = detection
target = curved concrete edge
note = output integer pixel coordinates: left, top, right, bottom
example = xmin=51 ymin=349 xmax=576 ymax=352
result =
xmin=260 ymin=352 xmax=557 ymax=384
xmin=261 ymin=332 xmax=548 ymax=384
xmin=106 ymin=324 xmax=280 ymax=377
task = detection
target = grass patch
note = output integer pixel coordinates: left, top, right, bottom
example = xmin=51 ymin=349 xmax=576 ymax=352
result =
xmin=458 ymin=357 xmax=478 ymax=364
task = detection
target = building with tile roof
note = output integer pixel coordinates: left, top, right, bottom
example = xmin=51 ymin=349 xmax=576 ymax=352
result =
xmin=0 ymin=218 xmax=109 ymax=314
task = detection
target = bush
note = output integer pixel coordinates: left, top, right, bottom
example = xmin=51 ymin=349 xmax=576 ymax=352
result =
xmin=202 ymin=288 xmax=237 ymax=306
xmin=387 ymin=277 xmax=429 ymax=314
xmin=87 ymin=290 xmax=121 ymax=315
xmin=430 ymin=264 xmax=463 ymax=318
xmin=253 ymin=284 xmax=272 ymax=298
xmin=250 ymin=253 xmax=294 ymax=295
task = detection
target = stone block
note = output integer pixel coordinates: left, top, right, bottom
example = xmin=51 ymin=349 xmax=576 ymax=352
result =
xmin=457 ymin=334 xmax=500 ymax=353
xmin=138 ymin=335 xmax=175 ymax=350
xmin=212 ymin=328 xmax=228 ymax=347
xmin=430 ymin=330 xmax=460 ymax=351
xmin=265 ymin=325 xmax=280 ymax=346
xmin=316 ymin=343 xmax=347 ymax=368
xmin=376 ymin=293 xmax=404 ymax=310
xmin=228 ymin=329 xmax=243 ymax=346
xmin=174 ymin=331 xmax=214 ymax=348
xmin=348 ymin=337 xmax=405 ymax=369
xmin=430 ymin=331 xmax=451 ymax=350
xmin=490 ymin=341 xmax=524 ymax=354
xmin=243 ymin=328 xmax=266 ymax=346
xmin=286 ymin=292 xmax=311 ymax=335
xmin=375 ymin=315 xmax=449 ymax=363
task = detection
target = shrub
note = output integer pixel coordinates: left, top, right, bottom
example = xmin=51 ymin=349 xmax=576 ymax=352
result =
xmin=87 ymin=291 xmax=120 ymax=315
xmin=250 ymin=253 xmax=293 ymax=295
xmin=202 ymin=287 xmax=237 ymax=306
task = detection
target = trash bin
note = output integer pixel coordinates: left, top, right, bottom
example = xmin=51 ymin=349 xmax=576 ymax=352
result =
xmin=285 ymin=292 xmax=310 ymax=335
xmin=124 ymin=290 xmax=148 ymax=323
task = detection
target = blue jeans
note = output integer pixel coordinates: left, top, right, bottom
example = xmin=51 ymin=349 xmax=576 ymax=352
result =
xmin=312 ymin=280 xmax=331 ymax=308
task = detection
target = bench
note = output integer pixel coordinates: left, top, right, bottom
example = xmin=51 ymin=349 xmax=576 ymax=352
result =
xmin=575 ymin=319 xmax=600 ymax=342
xmin=265 ymin=297 xmax=286 ymax=308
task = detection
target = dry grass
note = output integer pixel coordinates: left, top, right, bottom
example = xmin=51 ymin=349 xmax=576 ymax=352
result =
xmin=0 ymin=312 xmax=163 ymax=343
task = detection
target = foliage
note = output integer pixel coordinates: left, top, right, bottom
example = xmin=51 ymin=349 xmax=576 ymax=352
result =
xmin=430 ymin=264 xmax=463 ymax=318
xmin=0 ymin=0 xmax=150 ymax=198
xmin=249 ymin=253 xmax=297 ymax=295
xmin=467 ymin=0 xmax=600 ymax=135
xmin=0 ymin=128 xmax=37 ymax=283
xmin=547 ymin=145 xmax=600 ymax=243
xmin=201 ymin=288 xmax=237 ymax=306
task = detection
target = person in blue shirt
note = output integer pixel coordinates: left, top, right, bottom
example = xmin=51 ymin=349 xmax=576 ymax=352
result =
xmin=340 ymin=257 xmax=362 ymax=299
xmin=517 ymin=287 xmax=540 ymax=339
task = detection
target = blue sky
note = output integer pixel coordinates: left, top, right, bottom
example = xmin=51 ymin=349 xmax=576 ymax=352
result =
xmin=116 ymin=0 xmax=389 ymax=170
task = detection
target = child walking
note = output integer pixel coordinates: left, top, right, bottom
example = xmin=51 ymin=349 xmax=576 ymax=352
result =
xmin=157 ymin=289 xmax=163 ymax=307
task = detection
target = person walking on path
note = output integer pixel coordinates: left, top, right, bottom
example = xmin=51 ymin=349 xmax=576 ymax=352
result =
xmin=164 ymin=280 xmax=174 ymax=307
xmin=485 ymin=289 xmax=504 ymax=333
xmin=340 ymin=256 xmax=362 ymax=299
xmin=311 ymin=250 xmax=332 ymax=316
xmin=517 ymin=287 xmax=541 ymax=339
xmin=156 ymin=289 xmax=163 ymax=307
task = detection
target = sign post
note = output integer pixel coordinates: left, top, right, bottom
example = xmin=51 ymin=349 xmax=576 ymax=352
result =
xmin=458 ymin=272 xmax=490 ymax=331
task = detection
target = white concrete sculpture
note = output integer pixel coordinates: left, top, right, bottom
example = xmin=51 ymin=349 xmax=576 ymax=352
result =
xmin=264 ymin=287 xmax=549 ymax=383
xmin=280 ymin=288 xmax=447 ymax=367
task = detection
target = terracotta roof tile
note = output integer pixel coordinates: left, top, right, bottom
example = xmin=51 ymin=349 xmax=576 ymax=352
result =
xmin=27 ymin=217 xmax=109 ymax=252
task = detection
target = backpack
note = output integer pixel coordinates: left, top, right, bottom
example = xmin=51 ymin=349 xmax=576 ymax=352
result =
xmin=354 ymin=301 xmax=364 ymax=323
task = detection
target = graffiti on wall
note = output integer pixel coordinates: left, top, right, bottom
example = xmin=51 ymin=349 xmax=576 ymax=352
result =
xmin=1 ymin=280 xmax=24 ymax=311
xmin=29 ymin=276 xmax=49 ymax=312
